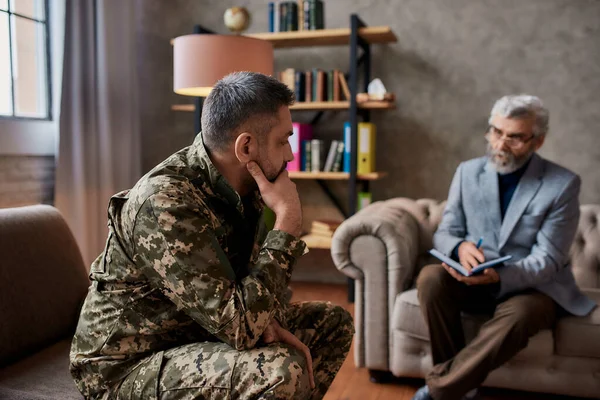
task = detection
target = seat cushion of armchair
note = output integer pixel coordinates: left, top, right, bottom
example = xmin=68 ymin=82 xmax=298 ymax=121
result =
xmin=392 ymin=289 xmax=498 ymax=344
xmin=555 ymin=289 xmax=600 ymax=358
xmin=392 ymin=288 xmax=600 ymax=360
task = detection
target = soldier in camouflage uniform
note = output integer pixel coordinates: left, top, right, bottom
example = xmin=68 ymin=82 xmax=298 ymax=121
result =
xmin=70 ymin=72 xmax=354 ymax=399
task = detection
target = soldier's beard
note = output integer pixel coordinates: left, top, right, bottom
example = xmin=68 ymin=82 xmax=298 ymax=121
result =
xmin=268 ymin=162 xmax=287 ymax=182
xmin=486 ymin=143 xmax=533 ymax=175
xmin=250 ymin=158 xmax=286 ymax=184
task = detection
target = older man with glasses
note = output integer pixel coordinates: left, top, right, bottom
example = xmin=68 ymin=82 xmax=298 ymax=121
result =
xmin=412 ymin=95 xmax=596 ymax=400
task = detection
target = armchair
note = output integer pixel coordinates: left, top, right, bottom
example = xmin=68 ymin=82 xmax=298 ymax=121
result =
xmin=332 ymin=198 xmax=600 ymax=398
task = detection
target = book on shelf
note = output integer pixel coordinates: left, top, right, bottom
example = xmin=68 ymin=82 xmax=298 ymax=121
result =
xmin=339 ymin=73 xmax=350 ymax=100
xmin=314 ymin=69 xmax=324 ymax=102
xmin=333 ymin=70 xmax=341 ymax=101
xmin=268 ymin=0 xmax=324 ymax=33
xmin=323 ymin=140 xmax=337 ymax=172
xmin=310 ymin=139 xmax=322 ymax=172
xmin=323 ymin=140 xmax=345 ymax=173
xmin=302 ymin=140 xmax=312 ymax=172
xmin=288 ymin=123 xmax=313 ymax=172
xmin=308 ymin=0 xmax=324 ymax=30
xmin=301 ymin=218 xmax=342 ymax=249
xmin=312 ymin=219 xmax=342 ymax=235
xmin=358 ymin=122 xmax=376 ymax=174
xmin=331 ymin=141 xmax=345 ymax=172
xmin=343 ymin=122 xmax=351 ymax=172
xmin=304 ymin=70 xmax=312 ymax=103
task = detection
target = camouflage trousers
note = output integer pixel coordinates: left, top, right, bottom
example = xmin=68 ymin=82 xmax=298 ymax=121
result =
xmin=116 ymin=301 xmax=354 ymax=400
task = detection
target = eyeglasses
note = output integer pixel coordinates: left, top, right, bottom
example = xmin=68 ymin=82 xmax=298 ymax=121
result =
xmin=485 ymin=125 xmax=535 ymax=149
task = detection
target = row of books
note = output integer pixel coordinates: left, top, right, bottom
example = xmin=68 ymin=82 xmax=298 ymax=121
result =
xmin=303 ymin=139 xmax=345 ymax=172
xmin=268 ymin=0 xmax=325 ymax=33
xmin=278 ymin=68 xmax=350 ymax=103
xmin=288 ymin=122 xmax=377 ymax=174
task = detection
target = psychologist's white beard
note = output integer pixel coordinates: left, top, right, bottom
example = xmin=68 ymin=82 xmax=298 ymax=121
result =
xmin=486 ymin=143 xmax=534 ymax=174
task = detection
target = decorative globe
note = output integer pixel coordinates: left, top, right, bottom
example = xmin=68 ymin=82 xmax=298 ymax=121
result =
xmin=224 ymin=7 xmax=251 ymax=33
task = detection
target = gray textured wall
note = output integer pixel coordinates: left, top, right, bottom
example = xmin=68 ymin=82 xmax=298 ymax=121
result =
xmin=137 ymin=0 xmax=600 ymax=209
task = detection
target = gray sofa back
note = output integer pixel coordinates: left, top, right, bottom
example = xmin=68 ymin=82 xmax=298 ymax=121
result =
xmin=0 ymin=205 xmax=89 ymax=367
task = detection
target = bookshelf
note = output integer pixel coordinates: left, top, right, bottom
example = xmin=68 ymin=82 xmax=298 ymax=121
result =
xmin=172 ymin=101 xmax=395 ymax=112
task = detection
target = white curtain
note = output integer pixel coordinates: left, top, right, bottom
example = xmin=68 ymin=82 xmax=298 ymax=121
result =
xmin=55 ymin=0 xmax=141 ymax=268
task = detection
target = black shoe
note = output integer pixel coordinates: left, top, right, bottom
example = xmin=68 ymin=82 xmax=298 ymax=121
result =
xmin=411 ymin=385 xmax=434 ymax=400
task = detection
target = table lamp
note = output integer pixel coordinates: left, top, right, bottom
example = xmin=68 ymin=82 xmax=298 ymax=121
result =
xmin=173 ymin=34 xmax=274 ymax=97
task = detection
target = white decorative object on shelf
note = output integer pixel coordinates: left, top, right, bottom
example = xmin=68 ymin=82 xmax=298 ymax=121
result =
xmin=367 ymin=78 xmax=387 ymax=100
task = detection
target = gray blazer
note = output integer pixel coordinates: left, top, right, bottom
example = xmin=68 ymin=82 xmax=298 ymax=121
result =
xmin=434 ymin=153 xmax=596 ymax=316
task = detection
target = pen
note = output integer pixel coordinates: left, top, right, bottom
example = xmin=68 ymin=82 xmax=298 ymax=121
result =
xmin=475 ymin=237 xmax=484 ymax=249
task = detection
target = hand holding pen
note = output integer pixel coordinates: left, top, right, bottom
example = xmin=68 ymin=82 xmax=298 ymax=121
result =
xmin=457 ymin=236 xmax=486 ymax=272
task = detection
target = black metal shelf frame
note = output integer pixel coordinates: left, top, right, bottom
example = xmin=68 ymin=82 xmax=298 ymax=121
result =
xmin=297 ymin=15 xmax=374 ymax=302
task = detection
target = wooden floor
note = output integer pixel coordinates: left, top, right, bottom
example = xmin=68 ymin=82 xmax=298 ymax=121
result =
xmin=289 ymin=282 xmax=587 ymax=400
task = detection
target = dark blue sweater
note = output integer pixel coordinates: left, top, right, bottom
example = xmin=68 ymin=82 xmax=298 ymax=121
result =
xmin=498 ymin=158 xmax=530 ymax=220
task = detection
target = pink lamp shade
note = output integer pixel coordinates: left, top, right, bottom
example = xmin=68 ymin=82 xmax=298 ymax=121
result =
xmin=173 ymin=34 xmax=274 ymax=97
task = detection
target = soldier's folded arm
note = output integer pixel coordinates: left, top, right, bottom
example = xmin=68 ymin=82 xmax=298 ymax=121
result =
xmin=133 ymin=191 xmax=306 ymax=351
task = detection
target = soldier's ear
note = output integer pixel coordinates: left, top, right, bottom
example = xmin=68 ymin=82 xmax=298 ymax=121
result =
xmin=234 ymin=132 xmax=258 ymax=163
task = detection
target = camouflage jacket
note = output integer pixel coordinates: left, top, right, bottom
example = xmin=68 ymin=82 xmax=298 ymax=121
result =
xmin=69 ymin=134 xmax=307 ymax=398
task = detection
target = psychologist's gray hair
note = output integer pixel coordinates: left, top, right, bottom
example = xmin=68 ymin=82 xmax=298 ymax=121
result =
xmin=489 ymin=94 xmax=550 ymax=137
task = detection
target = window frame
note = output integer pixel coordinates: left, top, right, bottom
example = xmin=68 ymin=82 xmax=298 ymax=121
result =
xmin=0 ymin=0 xmax=52 ymax=122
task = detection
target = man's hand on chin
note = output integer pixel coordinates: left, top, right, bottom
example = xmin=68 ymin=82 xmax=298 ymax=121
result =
xmin=442 ymin=262 xmax=500 ymax=286
xmin=261 ymin=319 xmax=315 ymax=389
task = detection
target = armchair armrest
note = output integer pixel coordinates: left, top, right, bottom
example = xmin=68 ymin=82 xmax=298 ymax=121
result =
xmin=331 ymin=199 xmax=422 ymax=370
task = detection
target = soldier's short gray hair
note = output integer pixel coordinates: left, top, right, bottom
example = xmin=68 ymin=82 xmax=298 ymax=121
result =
xmin=201 ymin=72 xmax=295 ymax=152
xmin=489 ymin=94 xmax=550 ymax=137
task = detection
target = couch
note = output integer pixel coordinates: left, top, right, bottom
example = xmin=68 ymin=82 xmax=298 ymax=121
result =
xmin=332 ymin=198 xmax=600 ymax=398
xmin=0 ymin=205 xmax=88 ymax=399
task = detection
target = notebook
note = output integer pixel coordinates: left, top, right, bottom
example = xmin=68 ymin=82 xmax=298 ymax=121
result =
xmin=429 ymin=248 xmax=512 ymax=277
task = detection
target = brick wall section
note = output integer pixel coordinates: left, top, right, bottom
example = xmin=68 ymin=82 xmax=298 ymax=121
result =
xmin=0 ymin=156 xmax=55 ymax=208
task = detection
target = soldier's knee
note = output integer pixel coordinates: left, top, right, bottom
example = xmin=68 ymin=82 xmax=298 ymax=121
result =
xmin=330 ymin=304 xmax=354 ymax=330
xmin=270 ymin=346 xmax=311 ymax=399
xmin=330 ymin=305 xmax=354 ymax=343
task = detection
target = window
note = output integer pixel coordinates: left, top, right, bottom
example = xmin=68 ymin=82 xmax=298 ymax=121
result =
xmin=0 ymin=0 xmax=50 ymax=120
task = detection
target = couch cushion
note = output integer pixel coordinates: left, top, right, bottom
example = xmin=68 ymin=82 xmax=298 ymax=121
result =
xmin=392 ymin=289 xmax=492 ymax=342
xmin=392 ymin=289 xmax=554 ymax=360
xmin=0 ymin=206 xmax=89 ymax=366
xmin=555 ymin=289 xmax=600 ymax=358
xmin=0 ymin=340 xmax=82 ymax=400
xmin=392 ymin=289 xmax=429 ymax=341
